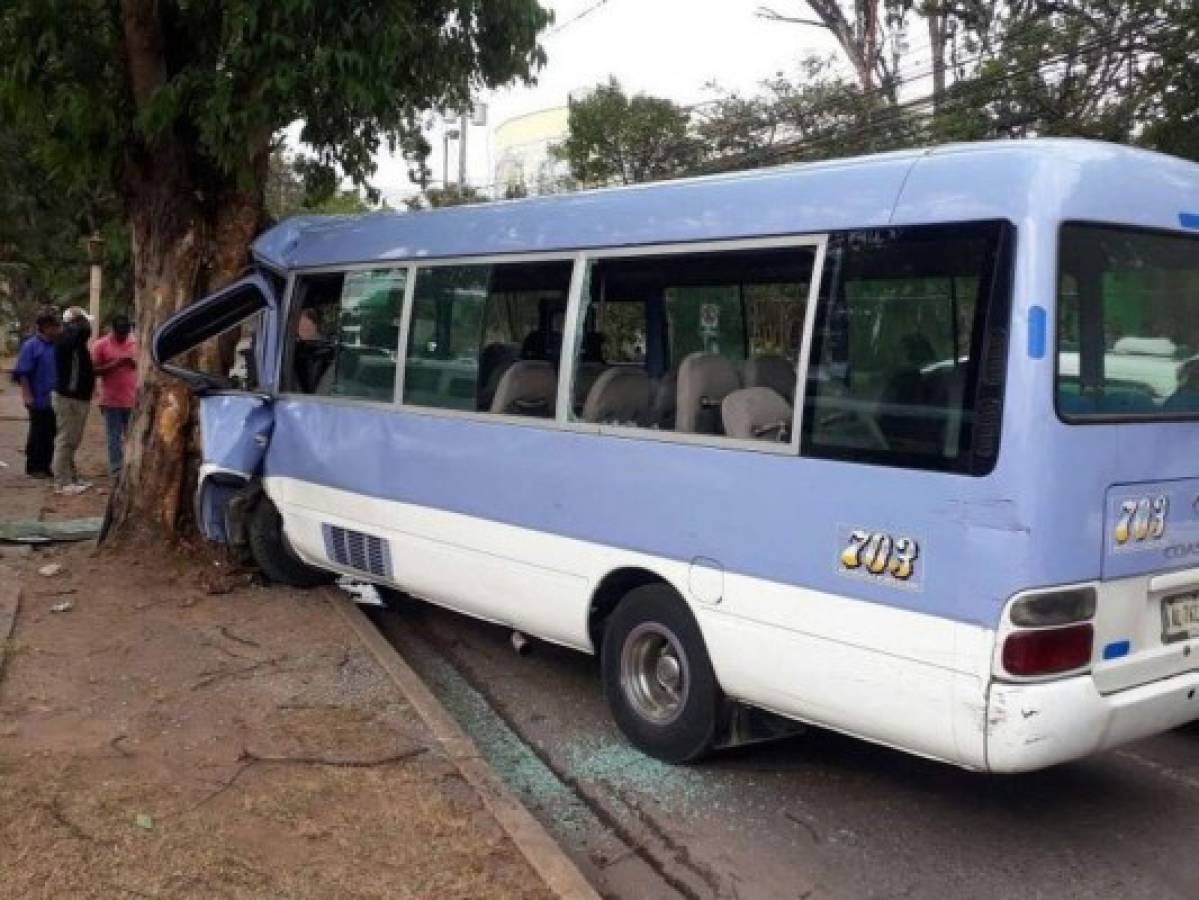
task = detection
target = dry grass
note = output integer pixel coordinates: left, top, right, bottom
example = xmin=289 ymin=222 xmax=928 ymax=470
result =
xmin=0 ymin=542 xmax=551 ymax=900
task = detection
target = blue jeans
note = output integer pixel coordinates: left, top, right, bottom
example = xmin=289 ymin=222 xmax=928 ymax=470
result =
xmin=102 ymin=406 xmax=132 ymax=476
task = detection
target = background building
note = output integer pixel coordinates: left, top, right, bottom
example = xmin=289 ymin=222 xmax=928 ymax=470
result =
xmin=492 ymin=106 xmax=572 ymax=197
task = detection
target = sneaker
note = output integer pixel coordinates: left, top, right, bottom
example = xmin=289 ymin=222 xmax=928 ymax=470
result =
xmin=72 ymin=480 xmax=93 ymax=491
xmin=55 ymin=483 xmax=88 ymax=496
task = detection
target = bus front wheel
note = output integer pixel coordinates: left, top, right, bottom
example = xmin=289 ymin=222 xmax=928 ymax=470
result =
xmin=247 ymin=498 xmax=333 ymax=589
xmin=602 ymin=584 xmax=720 ymax=763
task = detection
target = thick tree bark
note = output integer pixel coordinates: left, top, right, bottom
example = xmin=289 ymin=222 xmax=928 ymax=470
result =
xmin=106 ymin=158 xmax=205 ymax=541
xmin=105 ymin=164 xmax=265 ymax=542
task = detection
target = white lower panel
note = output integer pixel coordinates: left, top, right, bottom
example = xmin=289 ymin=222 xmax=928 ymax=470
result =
xmin=266 ymin=476 xmax=992 ymax=767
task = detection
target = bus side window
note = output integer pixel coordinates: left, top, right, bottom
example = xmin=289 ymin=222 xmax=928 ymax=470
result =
xmin=801 ymin=222 xmax=1007 ymax=471
xmin=287 ymin=269 xmax=406 ymax=401
xmin=571 ymin=246 xmax=811 ymax=441
xmin=402 ymin=260 xmax=573 ymax=417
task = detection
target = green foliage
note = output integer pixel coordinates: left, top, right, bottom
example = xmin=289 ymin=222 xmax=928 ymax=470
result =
xmin=0 ymin=0 xmax=553 ymax=201
xmin=552 ymin=78 xmax=703 ymax=186
xmin=405 ymin=185 xmax=488 ymax=210
xmin=265 ymin=148 xmax=379 ymax=221
xmin=0 ymin=119 xmax=132 ymax=335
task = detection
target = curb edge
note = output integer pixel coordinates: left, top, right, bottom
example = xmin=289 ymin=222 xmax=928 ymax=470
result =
xmin=330 ymin=592 xmax=601 ymax=900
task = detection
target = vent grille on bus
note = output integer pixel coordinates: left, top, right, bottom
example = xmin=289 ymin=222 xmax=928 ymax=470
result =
xmin=321 ymin=524 xmax=393 ymax=578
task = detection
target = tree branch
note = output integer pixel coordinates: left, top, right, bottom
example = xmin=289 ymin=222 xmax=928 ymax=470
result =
xmin=755 ymin=6 xmax=829 ymax=28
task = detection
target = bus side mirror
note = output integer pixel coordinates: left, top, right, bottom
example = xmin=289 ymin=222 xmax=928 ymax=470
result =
xmin=153 ymin=274 xmax=275 ymax=393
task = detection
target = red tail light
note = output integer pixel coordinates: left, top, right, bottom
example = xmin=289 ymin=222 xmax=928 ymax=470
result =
xmin=1002 ymin=623 xmax=1094 ymax=677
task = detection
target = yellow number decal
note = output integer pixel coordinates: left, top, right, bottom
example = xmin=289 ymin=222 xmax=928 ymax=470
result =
xmin=841 ymin=530 xmax=919 ymax=583
xmin=889 ymin=538 xmax=919 ymax=581
xmin=1149 ymin=495 xmax=1169 ymax=540
xmin=864 ymin=533 xmax=892 ymax=574
xmin=1132 ymin=496 xmax=1151 ymax=541
xmin=1115 ymin=495 xmax=1168 ymax=546
xmin=1115 ymin=500 xmax=1136 ymax=545
xmin=840 ymin=530 xmax=869 ymax=569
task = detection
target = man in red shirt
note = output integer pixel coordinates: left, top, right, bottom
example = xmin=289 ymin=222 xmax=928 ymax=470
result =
xmin=90 ymin=313 xmax=138 ymax=477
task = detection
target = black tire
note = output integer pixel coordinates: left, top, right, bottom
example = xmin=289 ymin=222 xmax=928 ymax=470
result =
xmin=247 ymin=498 xmax=333 ymax=588
xmin=602 ymin=583 xmax=720 ymax=763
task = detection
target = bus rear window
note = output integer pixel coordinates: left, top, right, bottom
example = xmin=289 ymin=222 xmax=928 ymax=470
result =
xmin=1058 ymin=224 xmax=1199 ymax=420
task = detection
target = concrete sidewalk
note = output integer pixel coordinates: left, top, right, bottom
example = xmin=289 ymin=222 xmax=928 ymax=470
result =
xmin=0 ymin=370 xmax=571 ymax=899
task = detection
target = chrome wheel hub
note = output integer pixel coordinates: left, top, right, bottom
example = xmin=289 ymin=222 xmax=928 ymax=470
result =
xmin=621 ymin=622 xmax=690 ymax=724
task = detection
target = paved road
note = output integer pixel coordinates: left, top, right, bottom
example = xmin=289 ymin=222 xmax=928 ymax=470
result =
xmin=370 ymin=600 xmax=1199 ymax=900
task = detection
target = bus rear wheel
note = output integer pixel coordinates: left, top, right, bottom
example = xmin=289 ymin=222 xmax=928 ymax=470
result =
xmin=601 ymin=584 xmax=720 ymax=763
xmin=247 ymin=497 xmax=333 ymax=589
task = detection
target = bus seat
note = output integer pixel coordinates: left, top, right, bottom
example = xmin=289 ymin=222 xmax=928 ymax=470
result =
xmin=574 ymin=362 xmax=609 ymax=409
xmin=315 ymin=359 xmax=336 ymax=396
xmin=722 ymin=387 xmax=792 ymax=442
xmin=490 ymin=360 xmax=558 ymax=417
xmin=676 ymin=352 xmax=741 ymax=434
xmin=521 ymin=329 xmax=563 ymax=364
xmin=582 ymin=368 xmax=652 ymax=425
xmin=477 ymin=341 xmax=520 ymax=410
xmin=742 ymin=354 xmax=796 ymax=404
xmin=651 ymin=370 xmax=678 ymax=429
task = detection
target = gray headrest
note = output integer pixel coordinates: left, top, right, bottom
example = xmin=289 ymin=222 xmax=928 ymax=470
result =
xmin=722 ymin=387 xmax=793 ymax=442
xmin=676 ymin=352 xmax=741 ymax=434
xmin=490 ymin=360 xmax=558 ymax=417
xmin=742 ymin=354 xmax=796 ymax=404
xmin=582 ymin=368 xmax=651 ymax=425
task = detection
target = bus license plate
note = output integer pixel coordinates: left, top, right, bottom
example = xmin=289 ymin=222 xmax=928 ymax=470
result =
xmin=1163 ymin=592 xmax=1199 ymax=639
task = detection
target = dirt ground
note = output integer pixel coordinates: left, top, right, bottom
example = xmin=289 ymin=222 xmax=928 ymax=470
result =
xmin=0 ymin=371 xmax=551 ymax=899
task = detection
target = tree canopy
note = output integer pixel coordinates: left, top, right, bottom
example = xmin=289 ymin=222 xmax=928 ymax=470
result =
xmin=552 ymin=78 xmax=703 ymax=186
xmin=552 ymin=0 xmax=1199 ymax=189
xmin=0 ymin=0 xmax=553 ymax=538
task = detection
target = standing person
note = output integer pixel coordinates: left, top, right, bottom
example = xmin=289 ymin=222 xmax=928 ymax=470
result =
xmin=51 ymin=306 xmax=96 ymax=495
xmin=91 ymin=312 xmax=138 ymax=477
xmin=11 ymin=307 xmax=61 ymax=478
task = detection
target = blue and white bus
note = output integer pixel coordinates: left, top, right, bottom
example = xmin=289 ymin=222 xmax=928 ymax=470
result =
xmin=155 ymin=139 xmax=1199 ymax=772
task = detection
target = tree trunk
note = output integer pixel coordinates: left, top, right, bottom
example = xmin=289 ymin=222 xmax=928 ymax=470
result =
xmin=104 ymin=158 xmax=265 ymax=543
xmin=105 ymin=158 xmax=206 ymax=542
xmin=927 ymin=3 xmax=948 ymax=112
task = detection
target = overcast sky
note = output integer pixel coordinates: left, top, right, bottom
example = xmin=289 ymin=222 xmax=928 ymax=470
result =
xmin=367 ymin=0 xmax=839 ymax=202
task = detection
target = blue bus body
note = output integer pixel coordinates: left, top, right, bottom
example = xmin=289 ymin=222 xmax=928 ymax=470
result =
xmin=159 ymin=139 xmax=1199 ymax=771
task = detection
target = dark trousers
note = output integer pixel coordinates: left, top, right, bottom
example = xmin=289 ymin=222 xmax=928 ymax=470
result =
xmin=25 ymin=406 xmax=56 ymax=475
xmin=101 ymin=406 xmax=132 ymax=476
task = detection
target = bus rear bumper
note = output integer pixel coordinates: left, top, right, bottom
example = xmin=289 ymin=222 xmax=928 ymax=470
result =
xmin=986 ymin=670 xmax=1199 ymax=773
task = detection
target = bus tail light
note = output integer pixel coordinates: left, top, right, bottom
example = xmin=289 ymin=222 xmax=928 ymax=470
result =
xmin=1002 ymin=623 xmax=1094 ymax=677
xmin=1009 ymin=587 xmax=1096 ymax=627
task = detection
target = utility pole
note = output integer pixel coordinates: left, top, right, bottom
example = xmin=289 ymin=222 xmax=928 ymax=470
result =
xmin=85 ymin=233 xmax=104 ymax=335
xmin=458 ymin=112 xmax=469 ymax=191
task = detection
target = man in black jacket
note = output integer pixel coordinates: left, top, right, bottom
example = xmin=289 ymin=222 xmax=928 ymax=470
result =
xmin=51 ymin=306 xmax=96 ymax=494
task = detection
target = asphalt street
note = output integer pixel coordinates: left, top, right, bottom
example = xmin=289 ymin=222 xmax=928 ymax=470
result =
xmin=370 ymin=600 xmax=1199 ymax=900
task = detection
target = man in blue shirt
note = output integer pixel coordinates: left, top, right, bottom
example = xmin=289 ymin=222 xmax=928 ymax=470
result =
xmin=11 ymin=308 xmax=62 ymax=478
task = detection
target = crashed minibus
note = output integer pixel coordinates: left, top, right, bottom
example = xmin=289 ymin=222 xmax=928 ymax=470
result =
xmin=154 ymin=139 xmax=1199 ymax=771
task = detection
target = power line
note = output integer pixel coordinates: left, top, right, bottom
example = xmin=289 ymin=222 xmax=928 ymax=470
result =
xmin=550 ymin=0 xmax=611 ymax=35
xmin=787 ymin=8 xmax=1156 ymax=108
xmin=699 ymin=18 xmax=1168 ymax=172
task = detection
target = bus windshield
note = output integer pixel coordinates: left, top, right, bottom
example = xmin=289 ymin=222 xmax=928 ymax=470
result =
xmin=1058 ymin=223 xmax=1199 ymax=419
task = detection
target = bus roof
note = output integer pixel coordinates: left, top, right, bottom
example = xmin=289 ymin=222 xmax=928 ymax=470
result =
xmin=253 ymin=139 xmax=1199 ymax=271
